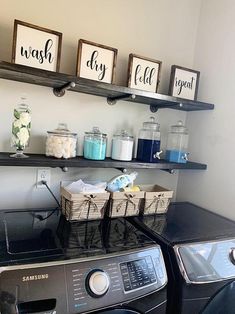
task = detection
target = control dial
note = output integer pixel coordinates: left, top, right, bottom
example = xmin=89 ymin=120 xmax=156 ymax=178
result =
xmin=229 ymin=248 xmax=235 ymax=265
xmin=86 ymin=270 xmax=110 ymax=298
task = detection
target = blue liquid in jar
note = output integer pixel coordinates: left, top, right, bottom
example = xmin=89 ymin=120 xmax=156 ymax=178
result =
xmin=165 ymin=150 xmax=187 ymax=163
xmin=137 ymin=139 xmax=161 ymax=162
xmin=84 ymin=139 xmax=106 ymax=160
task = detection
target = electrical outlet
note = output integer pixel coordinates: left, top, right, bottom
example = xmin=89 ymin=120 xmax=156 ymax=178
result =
xmin=36 ymin=169 xmax=51 ymax=188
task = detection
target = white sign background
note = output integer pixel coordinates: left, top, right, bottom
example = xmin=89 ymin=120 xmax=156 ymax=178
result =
xmin=15 ymin=24 xmax=59 ymax=71
xmin=79 ymin=43 xmax=115 ymax=83
xmin=130 ymin=57 xmax=159 ymax=92
xmin=172 ymin=68 xmax=198 ymax=100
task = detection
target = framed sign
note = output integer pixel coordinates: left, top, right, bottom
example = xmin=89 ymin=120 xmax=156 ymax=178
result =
xmin=12 ymin=20 xmax=62 ymax=72
xmin=169 ymin=65 xmax=200 ymax=100
xmin=76 ymin=39 xmax=118 ymax=83
xmin=127 ymin=54 xmax=162 ymax=92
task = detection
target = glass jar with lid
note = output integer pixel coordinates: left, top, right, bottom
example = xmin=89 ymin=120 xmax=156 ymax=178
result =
xmin=165 ymin=120 xmax=189 ymax=163
xmin=84 ymin=127 xmax=107 ymax=160
xmin=46 ymin=123 xmax=77 ymax=159
xmin=137 ymin=116 xmax=162 ymax=162
xmin=111 ymin=130 xmax=134 ymax=161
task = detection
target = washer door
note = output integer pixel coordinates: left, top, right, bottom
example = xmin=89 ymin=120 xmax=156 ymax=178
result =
xmin=202 ymin=281 xmax=235 ymax=314
xmin=98 ymin=309 xmax=140 ymax=314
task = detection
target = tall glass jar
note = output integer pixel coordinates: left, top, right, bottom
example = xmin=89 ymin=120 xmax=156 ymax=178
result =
xmin=165 ymin=120 xmax=189 ymax=163
xmin=136 ymin=117 xmax=162 ymax=162
xmin=11 ymin=96 xmax=31 ymax=158
xmin=111 ymin=130 xmax=134 ymax=161
xmin=84 ymin=127 xmax=107 ymax=160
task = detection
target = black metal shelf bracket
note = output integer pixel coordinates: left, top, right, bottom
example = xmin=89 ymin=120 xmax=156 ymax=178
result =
xmin=115 ymin=168 xmax=128 ymax=173
xmin=161 ymin=169 xmax=176 ymax=174
xmin=60 ymin=167 xmax=69 ymax=172
xmin=107 ymin=94 xmax=136 ymax=105
xmin=150 ymin=105 xmax=159 ymax=113
xmin=53 ymin=82 xmax=76 ymax=97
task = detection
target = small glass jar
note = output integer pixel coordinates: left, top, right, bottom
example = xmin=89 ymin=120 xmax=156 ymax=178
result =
xmin=46 ymin=123 xmax=77 ymax=159
xmin=111 ymin=130 xmax=134 ymax=161
xmin=11 ymin=96 xmax=31 ymax=158
xmin=84 ymin=127 xmax=107 ymax=160
xmin=137 ymin=116 xmax=162 ymax=162
xmin=165 ymin=120 xmax=189 ymax=163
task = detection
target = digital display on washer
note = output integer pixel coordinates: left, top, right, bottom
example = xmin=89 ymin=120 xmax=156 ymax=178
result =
xmin=120 ymin=256 xmax=157 ymax=291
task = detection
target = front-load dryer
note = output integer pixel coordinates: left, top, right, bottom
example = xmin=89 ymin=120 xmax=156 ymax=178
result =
xmin=130 ymin=202 xmax=235 ymax=314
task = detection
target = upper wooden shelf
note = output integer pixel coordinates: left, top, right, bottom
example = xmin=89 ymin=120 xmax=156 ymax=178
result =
xmin=0 ymin=61 xmax=214 ymax=112
xmin=0 ymin=152 xmax=207 ymax=172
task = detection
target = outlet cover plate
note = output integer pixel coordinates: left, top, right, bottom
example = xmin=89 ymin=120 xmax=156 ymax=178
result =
xmin=36 ymin=169 xmax=51 ymax=188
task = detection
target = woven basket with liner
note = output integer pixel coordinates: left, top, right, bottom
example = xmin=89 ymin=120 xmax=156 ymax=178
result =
xmin=108 ymin=190 xmax=145 ymax=218
xmin=140 ymin=184 xmax=173 ymax=215
xmin=60 ymin=186 xmax=110 ymax=221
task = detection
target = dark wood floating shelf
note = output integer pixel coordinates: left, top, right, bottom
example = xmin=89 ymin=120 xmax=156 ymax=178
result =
xmin=0 ymin=153 xmax=207 ymax=171
xmin=0 ymin=61 xmax=214 ymax=112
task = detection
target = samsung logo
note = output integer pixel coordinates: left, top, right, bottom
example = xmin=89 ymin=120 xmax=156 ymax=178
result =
xmin=22 ymin=274 xmax=49 ymax=282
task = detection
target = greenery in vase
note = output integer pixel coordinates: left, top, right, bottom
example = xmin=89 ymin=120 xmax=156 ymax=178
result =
xmin=12 ymin=107 xmax=31 ymax=150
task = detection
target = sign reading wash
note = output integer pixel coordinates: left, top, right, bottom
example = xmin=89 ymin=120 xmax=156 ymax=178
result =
xmin=169 ymin=65 xmax=200 ymax=100
xmin=12 ymin=20 xmax=62 ymax=72
xmin=77 ymin=39 xmax=118 ymax=84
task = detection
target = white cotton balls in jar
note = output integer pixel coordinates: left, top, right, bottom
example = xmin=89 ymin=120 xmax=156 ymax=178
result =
xmin=46 ymin=123 xmax=77 ymax=159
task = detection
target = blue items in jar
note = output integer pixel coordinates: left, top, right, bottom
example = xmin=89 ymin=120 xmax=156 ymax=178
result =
xmin=137 ymin=116 xmax=162 ymax=162
xmin=83 ymin=127 xmax=107 ymax=160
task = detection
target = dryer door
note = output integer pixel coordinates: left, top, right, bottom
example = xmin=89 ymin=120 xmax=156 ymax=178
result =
xmin=201 ymin=281 xmax=235 ymax=314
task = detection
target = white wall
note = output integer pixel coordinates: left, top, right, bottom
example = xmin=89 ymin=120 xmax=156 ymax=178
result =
xmin=0 ymin=0 xmax=202 ymax=209
xmin=177 ymin=0 xmax=235 ymax=219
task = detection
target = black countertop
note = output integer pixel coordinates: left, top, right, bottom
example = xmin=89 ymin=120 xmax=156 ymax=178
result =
xmin=0 ymin=208 xmax=155 ymax=266
xmin=131 ymin=202 xmax=235 ymax=245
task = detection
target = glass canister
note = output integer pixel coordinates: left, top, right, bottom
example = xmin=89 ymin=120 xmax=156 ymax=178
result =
xmin=165 ymin=120 xmax=189 ymax=163
xmin=111 ymin=130 xmax=134 ymax=161
xmin=46 ymin=123 xmax=77 ymax=159
xmin=84 ymin=127 xmax=107 ymax=160
xmin=11 ymin=96 xmax=31 ymax=158
xmin=137 ymin=116 xmax=162 ymax=162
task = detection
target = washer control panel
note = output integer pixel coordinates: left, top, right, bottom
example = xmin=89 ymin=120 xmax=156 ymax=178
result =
xmin=0 ymin=246 xmax=167 ymax=314
xmin=120 ymin=256 xmax=157 ymax=292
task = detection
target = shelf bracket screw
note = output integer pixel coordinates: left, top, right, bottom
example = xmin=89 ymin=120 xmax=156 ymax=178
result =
xmin=53 ymin=82 xmax=76 ymax=97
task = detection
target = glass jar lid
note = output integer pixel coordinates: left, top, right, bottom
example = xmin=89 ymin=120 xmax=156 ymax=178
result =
xmin=143 ymin=116 xmax=160 ymax=130
xmin=85 ymin=127 xmax=107 ymax=138
xmin=47 ymin=123 xmax=77 ymax=137
xmin=113 ymin=130 xmax=134 ymax=141
xmin=170 ymin=120 xmax=188 ymax=134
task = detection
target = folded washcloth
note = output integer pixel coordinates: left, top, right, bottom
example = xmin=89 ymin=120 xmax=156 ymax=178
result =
xmin=65 ymin=179 xmax=107 ymax=194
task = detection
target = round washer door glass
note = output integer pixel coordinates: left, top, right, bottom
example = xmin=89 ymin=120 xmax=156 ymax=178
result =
xmin=202 ymin=281 xmax=235 ymax=314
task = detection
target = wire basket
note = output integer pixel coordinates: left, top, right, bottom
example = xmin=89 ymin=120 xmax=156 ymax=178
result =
xmin=108 ymin=191 xmax=145 ymax=218
xmin=60 ymin=186 xmax=110 ymax=221
xmin=140 ymin=184 xmax=173 ymax=215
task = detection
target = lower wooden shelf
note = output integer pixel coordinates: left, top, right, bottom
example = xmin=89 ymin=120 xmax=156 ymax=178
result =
xmin=0 ymin=152 xmax=207 ymax=171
